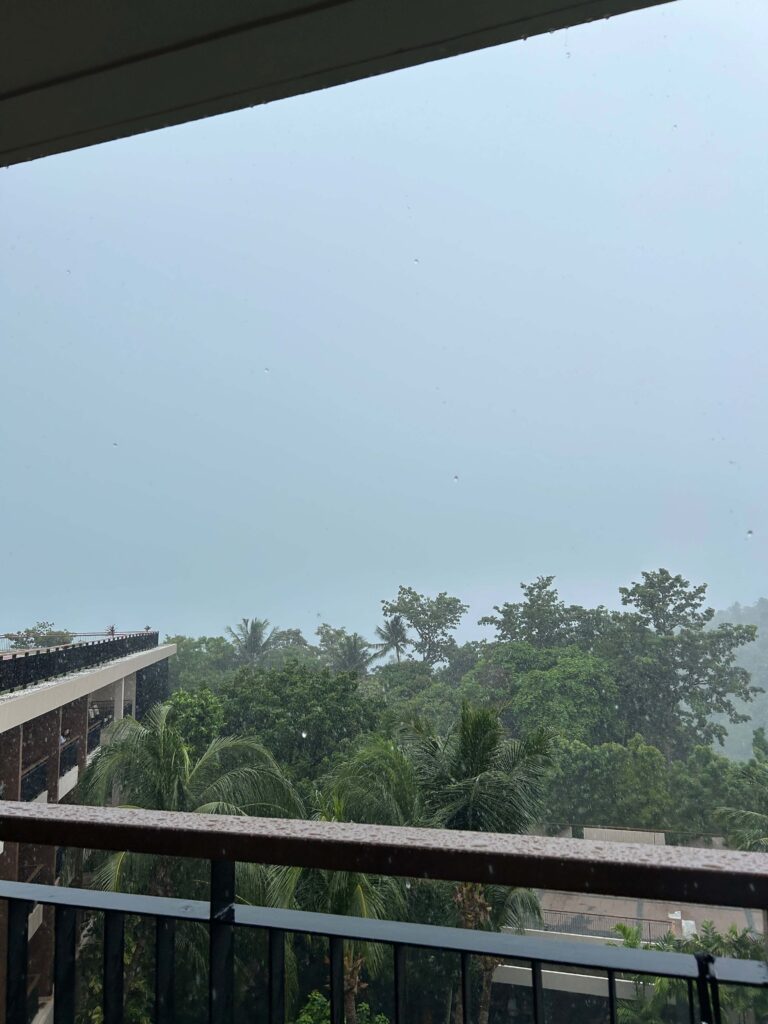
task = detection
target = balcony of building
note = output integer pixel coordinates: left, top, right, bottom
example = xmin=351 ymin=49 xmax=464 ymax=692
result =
xmin=0 ymin=801 xmax=766 ymax=1024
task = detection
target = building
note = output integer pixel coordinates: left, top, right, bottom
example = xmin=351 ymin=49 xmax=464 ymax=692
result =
xmin=0 ymin=633 xmax=176 ymax=1023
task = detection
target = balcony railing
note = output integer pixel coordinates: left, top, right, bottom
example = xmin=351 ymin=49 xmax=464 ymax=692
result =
xmin=58 ymin=741 xmax=79 ymax=778
xmin=539 ymin=908 xmax=673 ymax=943
xmin=0 ymin=801 xmax=767 ymax=1024
xmin=0 ymin=632 xmax=159 ymax=694
xmin=19 ymin=761 xmax=48 ymax=802
xmin=86 ymin=725 xmax=102 ymax=755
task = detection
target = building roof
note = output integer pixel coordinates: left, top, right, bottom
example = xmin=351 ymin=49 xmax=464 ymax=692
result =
xmin=1 ymin=0 xmax=673 ymax=166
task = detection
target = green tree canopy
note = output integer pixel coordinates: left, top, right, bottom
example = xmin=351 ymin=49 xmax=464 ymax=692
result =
xmin=316 ymin=624 xmax=373 ymax=676
xmin=601 ymin=570 xmax=757 ymax=756
xmin=225 ymin=616 xmax=279 ymax=666
xmin=479 ymin=577 xmax=608 ymax=650
xmin=220 ymin=659 xmax=381 ymax=780
xmin=381 ymin=586 xmax=468 ymax=666
xmin=7 ymin=620 xmax=73 ymax=648
xmin=542 ymin=735 xmax=673 ymax=833
xmin=166 ymin=687 xmax=225 ymax=758
xmin=165 ymin=634 xmax=238 ymax=691
xmin=371 ymin=614 xmax=410 ymax=664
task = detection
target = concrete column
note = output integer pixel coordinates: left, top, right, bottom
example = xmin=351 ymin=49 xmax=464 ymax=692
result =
xmin=0 ymin=724 xmax=23 ymax=1014
xmin=123 ymin=672 xmax=137 ymax=717
xmin=0 ymin=724 xmax=21 ymax=805
xmin=46 ymin=708 xmax=62 ymax=803
xmin=112 ymin=676 xmax=125 ymax=723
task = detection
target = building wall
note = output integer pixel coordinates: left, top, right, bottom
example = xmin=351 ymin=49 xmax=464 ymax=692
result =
xmin=0 ymin=646 xmax=175 ymax=1023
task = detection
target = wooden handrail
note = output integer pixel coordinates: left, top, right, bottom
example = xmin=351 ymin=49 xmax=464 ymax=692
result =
xmin=0 ymin=800 xmax=766 ymax=909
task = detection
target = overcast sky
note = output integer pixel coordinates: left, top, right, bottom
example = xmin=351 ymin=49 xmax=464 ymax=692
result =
xmin=1 ymin=0 xmax=767 ymax=641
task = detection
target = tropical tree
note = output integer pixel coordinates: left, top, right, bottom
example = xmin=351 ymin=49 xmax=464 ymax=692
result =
xmin=615 ymin=921 xmax=767 ymax=1023
xmin=718 ymin=758 xmax=768 ymax=851
xmin=381 ymin=587 xmax=468 ymax=666
xmin=78 ymin=703 xmax=303 ymax=894
xmin=332 ymin=633 xmax=374 ymax=676
xmin=74 ymin=704 xmax=304 ymax=1022
xmin=220 ymin=659 xmax=380 ymax=779
xmin=407 ymin=703 xmax=552 ymax=833
xmin=7 ymin=620 xmax=73 ymax=649
xmin=316 ymin=624 xmax=374 ymax=676
xmin=371 ymin=615 xmax=410 ymax=663
xmin=271 ymin=792 xmax=404 ymax=1024
xmin=225 ymin=616 xmax=279 ymax=665
xmin=461 ymin=884 xmax=542 ymax=1024
xmin=331 ymin=704 xmax=551 ymax=1020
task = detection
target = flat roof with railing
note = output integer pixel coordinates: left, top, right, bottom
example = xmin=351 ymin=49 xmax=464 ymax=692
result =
xmin=1 ymin=801 xmax=767 ymax=1024
xmin=0 ymin=632 xmax=160 ymax=695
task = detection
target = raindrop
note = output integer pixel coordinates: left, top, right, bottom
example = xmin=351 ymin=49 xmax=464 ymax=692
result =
xmin=453 ymin=475 xmax=459 ymax=483
xmin=301 ymin=730 xmax=308 ymax=739
xmin=413 ymin=258 xmax=420 ymax=264
xmin=405 ymin=880 xmax=412 ymax=890
xmin=746 ymin=529 xmax=754 ymax=538
xmin=264 ymin=367 xmax=270 ymax=374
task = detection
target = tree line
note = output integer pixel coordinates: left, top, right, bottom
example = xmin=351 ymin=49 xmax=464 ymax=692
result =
xmin=56 ymin=568 xmax=768 ymax=1023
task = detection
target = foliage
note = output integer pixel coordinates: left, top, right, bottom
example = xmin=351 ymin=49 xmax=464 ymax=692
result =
xmin=77 ymin=704 xmax=302 ymax=894
xmin=225 ymin=616 xmax=279 ymax=665
xmin=7 ymin=620 xmax=73 ymax=648
xmin=542 ymin=735 xmax=674 ymax=832
xmin=166 ymin=686 xmax=225 ymax=757
xmin=480 ymin=576 xmax=607 ymax=650
xmin=165 ymin=634 xmax=238 ymax=691
xmin=316 ymin=624 xmax=373 ymax=676
xmin=371 ymin=614 xmax=410 ymax=664
xmin=296 ymin=991 xmax=388 ymax=1024
xmin=436 ymin=641 xmax=483 ymax=686
xmin=220 ymin=659 xmax=381 ymax=780
xmin=406 ymin=702 xmax=553 ymax=833
xmin=615 ymin=921 xmax=768 ymax=1024
xmin=718 ymin=753 xmax=768 ymax=851
xmin=604 ymin=570 xmax=757 ymax=756
xmin=711 ymin=598 xmax=768 ymax=759
xmin=381 ymin=586 xmax=468 ymax=666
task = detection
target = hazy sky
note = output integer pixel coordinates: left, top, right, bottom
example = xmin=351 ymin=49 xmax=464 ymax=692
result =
xmin=2 ymin=0 xmax=767 ymax=641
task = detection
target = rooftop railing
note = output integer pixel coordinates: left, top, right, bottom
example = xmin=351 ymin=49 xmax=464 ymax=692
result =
xmin=0 ymin=632 xmax=159 ymax=695
xmin=1 ymin=801 xmax=767 ymax=1024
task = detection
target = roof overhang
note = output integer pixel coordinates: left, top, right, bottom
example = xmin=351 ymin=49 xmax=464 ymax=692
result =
xmin=1 ymin=0 xmax=674 ymax=167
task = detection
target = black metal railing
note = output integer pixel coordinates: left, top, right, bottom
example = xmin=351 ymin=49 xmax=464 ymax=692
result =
xmin=0 ymin=632 xmax=159 ymax=694
xmin=86 ymin=725 xmax=102 ymax=755
xmin=19 ymin=762 xmax=48 ymax=802
xmin=539 ymin=908 xmax=673 ymax=943
xmin=58 ymin=741 xmax=79 ymax=778
xmin=1 ymin=803 xmax=767 ymax=1024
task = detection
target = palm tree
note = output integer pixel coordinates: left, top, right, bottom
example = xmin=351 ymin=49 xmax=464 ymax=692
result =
xmin=74 ymin=705 xmax=304 ymax=1019
xmin=718 ymin=760 xmax=768 ymax=851
xmin=270 ymin=792 xmax=404 ymax=1024
xmin=371 ymin=616 xmax=410 ymax=663
xmin=78 ymin=703 xmax=303 ymax=894
xmin=331 ymin=633 xmax=374 ymax=676
xmin=408 ymin=702 xmax=553 ymax=834
xmin=327 ymin=737 xmax=421 ymax=827
xmin=331 ymin=704 xmax=552 ymax=1021
xmin=467 ymin=885 xmax=542 ymax=1024
xmin=225 ymin=616 xmax=278 ymax=666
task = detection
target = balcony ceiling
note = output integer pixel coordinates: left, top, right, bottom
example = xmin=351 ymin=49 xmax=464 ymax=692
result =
xmin=1 ymin=0 xmax=673 ymax=166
